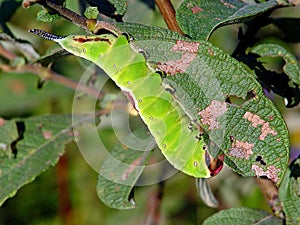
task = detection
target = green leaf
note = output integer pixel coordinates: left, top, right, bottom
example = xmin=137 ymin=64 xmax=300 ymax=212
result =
xmin=107 ymin=0 xmax=127 ymax=15
xmin=203 ymin=207 xmax=283 ymax=225
xmin=251 ymin=43 xmax=300 ymax=85
xmin=176 ymin=0 xmax=278 ymax=40
xmin=84 ymin=6 xmax=99 ymax=19
xmin=97 ymin=129 xmax=154 ymax=209
xmin=0 ymin=118 xmax=18 ymax=158
xmin=116 ymin=22 xmax=186 ymax=41
xmin=279 ymin=156 xmax=300 ymax=225
xmin=86 ymin=0 xmax=127 ymax=19
xmin=0 ymin=114 xmax=84 ymax=205
xmin=36 ymin=9 xmax=61 ymax=23
xmin=115 ymin=23 xmax=290 ymax=184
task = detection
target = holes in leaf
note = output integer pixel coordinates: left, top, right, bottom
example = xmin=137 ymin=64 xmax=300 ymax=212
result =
xmin=255 ymin=155 xmax=266 ymax=166
xmin=244 ymin=53 xmax=300 ymax=108
xmin=289 ymin=156 xmax=300 ymax=179
xmin=10 ymin=121 xmax=25 ymax=158
xmin=257 ymin=56 xmax=285 ymax=74
xmin=225 ymin=90 xmax=256 ymax=106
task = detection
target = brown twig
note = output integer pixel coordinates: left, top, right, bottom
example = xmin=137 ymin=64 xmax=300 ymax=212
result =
xmin=143 ymin=182 xmax=164 ymax=225
xmin=56 ymin=154 xmax=73 ymax=225
xmin=255 ymin=178 xmax=284 ymax=219
xmin=0 ymin=44 xmax=17 ymax=61
xmin=155 ymin=0 xmax=184 ymax=35
xmin=42 ymin=0 xmax=89 ymax=31
xmin=49 ymin=71 xmax=103 ymax=99
xmin=30 ymin=0 xmax=121 ymax=35
xmin=0 ymin=63 xmax=103 ymax=99
xmin=23 ymin=0 xmax=89 ymax=31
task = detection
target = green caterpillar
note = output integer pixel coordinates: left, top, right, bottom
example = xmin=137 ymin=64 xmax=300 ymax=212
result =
xmin=30 ymin=29 xmax=222 ymax=178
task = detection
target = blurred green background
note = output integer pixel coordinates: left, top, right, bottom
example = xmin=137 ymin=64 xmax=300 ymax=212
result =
xmin=0 ymin=1 xmax=299 ymax=224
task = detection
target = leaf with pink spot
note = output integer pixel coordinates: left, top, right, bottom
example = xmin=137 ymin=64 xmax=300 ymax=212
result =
xmin=117 ymin=23 xmax=290 ymax=184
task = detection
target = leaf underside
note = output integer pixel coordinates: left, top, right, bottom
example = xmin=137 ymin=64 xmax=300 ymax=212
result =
xmin=202 ymin=207 xmax=283 ymax=225
xmin=97 ymin=129 xmax=154 ymax=209
xmin=0 ymin=114 xmax=88 ymax=206
xmin=176 ymin=0 xmax=278 ymax=40
xmin=279 ymin=156 xmax=300 ymax=224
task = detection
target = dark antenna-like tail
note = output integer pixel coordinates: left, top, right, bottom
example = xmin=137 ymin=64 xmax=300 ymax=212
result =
xmin=29 ymin=29 xmax=66 ymax=41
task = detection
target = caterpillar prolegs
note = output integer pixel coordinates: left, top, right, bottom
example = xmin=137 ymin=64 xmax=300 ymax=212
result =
xmin=30 ymin=29 xmax=223 ymax=178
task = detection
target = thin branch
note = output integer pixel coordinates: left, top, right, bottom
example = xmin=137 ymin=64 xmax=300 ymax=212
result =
xmin=155 ymin=0 xmax=184 ymax=35
xmin=23 ymin=0 xmax=89 ymax=31
xmin=49 ymin=71 xmax=103 ymax=99
xmin=43 ymin=0 xmax=88 ymax=31
xmin=0 ymin=43 xmax=17 ymax=61
xmin=255 ymin=178 xmax=284 ymax=219
xmin=0 ymin=63 xmax=103 ymax=99
xmin=56 ymin=154 xmax=73 ymax=225
xmin=35 ymin=0 xmax=122 ymax=35
xmin=143 ymin=182 xmax=164 ymax=225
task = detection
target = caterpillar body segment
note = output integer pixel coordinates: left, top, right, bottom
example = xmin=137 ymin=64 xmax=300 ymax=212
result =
xmin=35 ymin=31 xmax=212 ymax=178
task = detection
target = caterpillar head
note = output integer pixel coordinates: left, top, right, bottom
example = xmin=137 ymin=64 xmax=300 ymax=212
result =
xmin=29 ymin=29 xmax=124 ymax=63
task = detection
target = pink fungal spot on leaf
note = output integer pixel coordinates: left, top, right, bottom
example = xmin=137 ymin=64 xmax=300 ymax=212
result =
xmin=158 ymin=40 xmax=200 ymax=75
xmin=42 ymin=130 xmax=52 ymax=140
xmin=208 ymin=48 xmax=214 ymax=56
xmin=0 ymin=118 xmax=5 ymax=126
xmin=243 ymin=112 xmax=264 ymax=127
xmin=191 ymin=5 xmax=203 ymax=14
xmin=260 ymin=122 xmax=277 ymax=140
xmin=121 ymin=156 xmax=144 ymax=181
xmin=228 ymin=140 xmax=254 ymax=159
xmin=243 ymin=112 xmax=277 ymax=140
xmin=198 ymin=100 xmax=227 ymax=130
xmin=171 ymin=40 xmax=200 ymax=54
xmin=158 ymin=53 xmax=197 ymax=75
xmin=252 ymin=165 xmax=281 ymax=183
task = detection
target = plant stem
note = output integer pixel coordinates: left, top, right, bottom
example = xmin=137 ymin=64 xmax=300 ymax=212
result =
xmin=43 ymin=0 xmax=88 ymax=31
xmin=255 ymin=178 xmax=284 ymax=219
xmin=155 ymin=0 xmax=184 ymax=35
xmin=38 ymin=0 xmax=122 ymax=35
xmin=0 ymin=43 xmax=16 ymax=61
xmin=0 ymin=63 xmax=103 ymax=99
xmin=56 ymin=154 xmax=73 ymax=225
xmin=50 ymin=71 xmax=103 ymax=99
xmin=144 ymin=182 xmax=164 ymax=225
